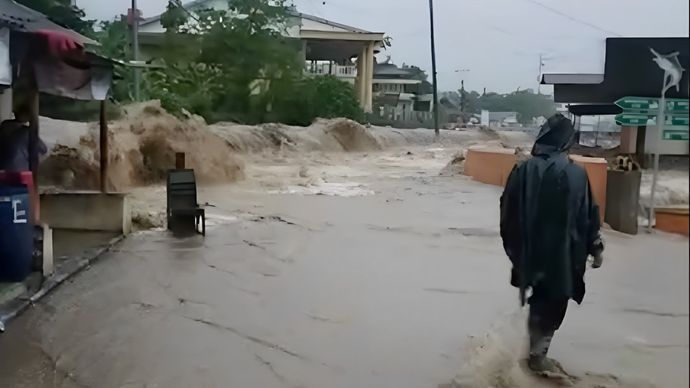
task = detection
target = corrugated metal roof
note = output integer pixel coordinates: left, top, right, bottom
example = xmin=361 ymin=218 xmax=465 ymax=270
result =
xmin=374 ymin=63 xmax=414 ymax=77
xmin=0 ymin=0 xmax=97 ymax=45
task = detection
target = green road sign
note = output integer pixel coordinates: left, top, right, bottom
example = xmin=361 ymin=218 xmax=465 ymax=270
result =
xmin=615 ymin=97 xmax=690 ymax=115
xmin=615 ymin=114 xmax=690 ymax=127
xmin=663 ymin=129 xmax=689 ymax=141
xmin=666 ymin=116 xmax=690 ymax=126
xmin=615 ymin=113 xmax=650 ymax=126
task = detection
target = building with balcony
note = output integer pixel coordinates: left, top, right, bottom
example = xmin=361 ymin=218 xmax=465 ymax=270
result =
xmin=370 ymin=61 xmax=432 ymax=125
xmin=137 ymin=0 xmax=385 ymax=112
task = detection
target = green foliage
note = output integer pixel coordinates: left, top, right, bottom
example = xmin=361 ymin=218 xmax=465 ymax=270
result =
xmin=477 ymin=90 xmax=555 ymax=123
xmin=16 ymin=0 xmax=94 ymax=35
xmin=146 ymin=61 xmax=225 ymax=121
xmin=266 ymin=76 xmax=364 ymax=125
xmin=94 ymin=19 xmax=136 ymax=101
xmin=160 ymin=1 xmax=188 ymax=32
xmin=144 ymin=0 xmax=362 ymax=125
xmin=443 ymin=88 xmax=555 ymax=124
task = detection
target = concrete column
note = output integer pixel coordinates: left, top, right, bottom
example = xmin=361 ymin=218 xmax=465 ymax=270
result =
xmin=356 ymin=45 xmax=367 ymax=108
xmin=364 ymin=41 xmax=375 ymax=113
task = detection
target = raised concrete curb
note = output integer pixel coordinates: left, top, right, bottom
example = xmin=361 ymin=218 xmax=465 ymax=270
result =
xmin=0 ymin=234 xmax=125 ymax=332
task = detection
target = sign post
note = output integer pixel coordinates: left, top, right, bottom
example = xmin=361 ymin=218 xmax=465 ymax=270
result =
xmin=648 ymin=49 xmax=685 ymax=232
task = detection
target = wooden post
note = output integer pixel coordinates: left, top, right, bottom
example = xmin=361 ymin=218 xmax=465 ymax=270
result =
xmin=175 ymin=152 xmax=185 ymax=169
xmin=99 ymin=100 xmax=108 ymax=193
xmin=28 ymin=90 xmax=39 ymax=186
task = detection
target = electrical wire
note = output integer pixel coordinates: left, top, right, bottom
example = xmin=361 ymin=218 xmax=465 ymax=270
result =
xmin=169 ymin=0 xmax=201 ymax=23
xmin=517 ymin=0 xmax=622 ymax=37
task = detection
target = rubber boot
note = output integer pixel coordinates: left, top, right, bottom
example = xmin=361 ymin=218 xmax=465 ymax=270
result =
xmin=528 ymin=329 xmax=561 ymax=373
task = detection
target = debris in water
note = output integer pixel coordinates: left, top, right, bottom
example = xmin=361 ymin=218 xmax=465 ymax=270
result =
xmin=440 ymin=150 xmax=467 ymax=177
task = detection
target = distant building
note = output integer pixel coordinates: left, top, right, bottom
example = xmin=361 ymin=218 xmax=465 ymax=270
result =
xmin=371 ymin=61 xmax=432 ymax=124
xmin=488 ymin=111 xmax=519 ymax=127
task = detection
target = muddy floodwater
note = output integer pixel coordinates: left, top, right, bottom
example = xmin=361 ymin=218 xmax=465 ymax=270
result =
xmin=1 ymin=147 xmax=688 ymax=388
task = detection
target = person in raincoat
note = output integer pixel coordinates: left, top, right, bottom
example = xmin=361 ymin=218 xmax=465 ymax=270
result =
xmin=500 ymin=113 xmax=604 ymax=373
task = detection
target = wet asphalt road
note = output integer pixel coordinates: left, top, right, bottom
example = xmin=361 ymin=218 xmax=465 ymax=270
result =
xmin=0 ymin=153 xmax=687 ymax=388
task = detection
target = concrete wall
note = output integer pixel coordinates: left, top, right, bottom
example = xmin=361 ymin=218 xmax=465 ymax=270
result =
xmin=40 ymin=192 xmax=131 ymax=234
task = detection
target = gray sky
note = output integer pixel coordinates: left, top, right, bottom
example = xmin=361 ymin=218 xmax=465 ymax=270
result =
xmin=77 ymin=0 xmax=689 ymax=92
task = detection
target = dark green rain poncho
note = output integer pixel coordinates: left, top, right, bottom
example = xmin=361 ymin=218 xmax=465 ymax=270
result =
xmin=500 ymin=114 xmax=602 ymax=305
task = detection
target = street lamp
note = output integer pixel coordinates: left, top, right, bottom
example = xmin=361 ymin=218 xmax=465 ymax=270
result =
xmin=647 ymin=48 xmax=685 ymax=232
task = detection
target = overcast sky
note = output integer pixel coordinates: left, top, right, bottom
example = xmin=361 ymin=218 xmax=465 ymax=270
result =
xmin=76 ymin=0 xmax=689 ymax=92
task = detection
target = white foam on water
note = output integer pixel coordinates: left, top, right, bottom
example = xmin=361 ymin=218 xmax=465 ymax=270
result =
xmin=272 ymin=182 xmax=375 ymax=197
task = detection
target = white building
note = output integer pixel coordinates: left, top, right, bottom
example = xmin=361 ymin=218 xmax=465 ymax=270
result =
xmin=371 ymin=62 xmax=431 ymax=122
xmin=488 ymin=111 xmax=519 ymax=127
xmin=137 ymin=0 xmax=385 ymax=112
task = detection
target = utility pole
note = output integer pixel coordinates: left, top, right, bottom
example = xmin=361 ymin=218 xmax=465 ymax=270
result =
xmin=428 ymin=0 xmax=440 ymax=136
xmin=460 ymin=80 xmax=466 ymax=115
xmin=131 ymin=0 xmax=141 ymax=101
xmin=537 ymin=53 xmax=543 ymax=95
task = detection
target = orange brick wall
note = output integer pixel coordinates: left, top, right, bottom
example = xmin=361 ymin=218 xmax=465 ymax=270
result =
xmin=464 ymin=148 xmax=517 ymax=187
xmin=464 ymin=148 xmax=607 ymax=222
xmin=570 ymin=155 xmax=607 ymax=223
xmin=655 ymin=208 xmax=689 ymax=236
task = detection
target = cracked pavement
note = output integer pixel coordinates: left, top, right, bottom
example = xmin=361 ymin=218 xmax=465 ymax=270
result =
xmin=0 ymin=149 xmax=687 ymax=388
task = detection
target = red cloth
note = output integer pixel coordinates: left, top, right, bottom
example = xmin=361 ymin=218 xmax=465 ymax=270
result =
xmin=34 ymin=29 xmax=84 ymax=58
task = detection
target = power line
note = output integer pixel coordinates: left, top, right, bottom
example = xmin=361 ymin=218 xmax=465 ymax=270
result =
xmin=518 ymin=0 xmax=622 ymax=37
xmin=170 ymin=0 xmax=200 ymax=23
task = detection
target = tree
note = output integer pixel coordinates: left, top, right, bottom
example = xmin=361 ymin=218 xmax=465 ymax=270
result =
xmin=141 ymin=0 xmax=363 ymax=125
xmin=16 ymin=0 xmax=94 ymax=35
xmin=93 ymin=20 xmax=133 ymax=100
xmin=266 ymin=76 xmax=363 ymax=125
xmin=476 ymin=90 xmax=554 ymax=124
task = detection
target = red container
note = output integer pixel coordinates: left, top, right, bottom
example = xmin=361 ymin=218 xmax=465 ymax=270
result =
xmin=0 ymin=171 xmax=39 ymax=224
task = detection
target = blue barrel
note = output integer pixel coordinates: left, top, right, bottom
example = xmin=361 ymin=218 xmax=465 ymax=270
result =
xmin=0 ymin=186 xmax=33 ymax=282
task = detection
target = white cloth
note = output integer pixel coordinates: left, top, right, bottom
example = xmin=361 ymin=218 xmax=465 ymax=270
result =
xmin=0 ymin=28 xmax=11 ymax=86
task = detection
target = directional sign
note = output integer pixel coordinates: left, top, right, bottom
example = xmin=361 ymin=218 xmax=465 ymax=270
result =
xmin=663 ymin=130 xmax=689 ymax=141
xmin=614 ymin=97 xmax=689 ymax=115
xmin=615 ymin=113 xmax=651 ymax=126
xmin=665 ymin=116 xmax=690 ymax=126
xmin=615 ymin=114 xmax=690 ymax=127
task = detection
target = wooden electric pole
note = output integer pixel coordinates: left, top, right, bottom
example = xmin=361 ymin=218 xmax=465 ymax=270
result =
xmin=428 ymin=0 xmax=439 ymax=136
xmin=132 ymin=0 xmax=141 ymax=101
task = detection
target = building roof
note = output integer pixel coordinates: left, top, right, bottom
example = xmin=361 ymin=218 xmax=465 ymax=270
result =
xmin=540 ymin=73 xmax=604 ymax=85
xmin=0 ymin=0 xmax=97 ymax=45
xmin=294 ymin=12 xmax=372 ymax=33
xmin=373 ymin=63 xmax=421 ymax=82
xmin=140 ymin=0 xmax=376 ymax=34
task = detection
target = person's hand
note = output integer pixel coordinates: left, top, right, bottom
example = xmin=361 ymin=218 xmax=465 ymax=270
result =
xmin=591 ymin=253 xmax=603 ymax=269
